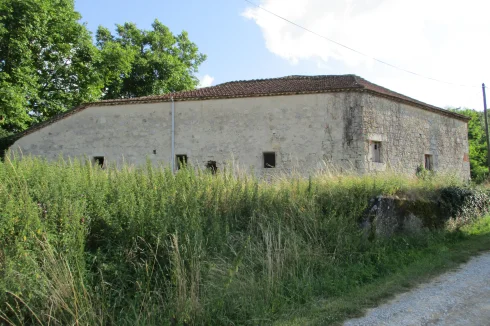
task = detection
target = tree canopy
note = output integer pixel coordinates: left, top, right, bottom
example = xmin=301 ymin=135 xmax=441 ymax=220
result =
xmin=0 ymin=0 xmax=100 ymax=133
xmin=96 ymin=20 xmax=206 ymax=99
xmin=0 ymin=0 xmax=206 ymax=135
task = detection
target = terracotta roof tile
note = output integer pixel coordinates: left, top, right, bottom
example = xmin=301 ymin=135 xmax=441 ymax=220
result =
xmin=96 ymin=74 xmax=363 ymax=103
xmin=7 ymin=75 xmax=470 ymax=143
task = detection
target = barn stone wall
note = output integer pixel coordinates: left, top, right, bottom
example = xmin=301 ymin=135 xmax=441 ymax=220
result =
xmin=10 ymin=91 xmax=469 ymax=178
xmin=11 ymin=93 xmax=364 ymax=175
xmin=360 ymin=93 xmax=470 ymax=179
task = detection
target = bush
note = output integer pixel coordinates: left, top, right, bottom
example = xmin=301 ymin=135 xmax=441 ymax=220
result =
xmin=439 ymin=186 xmax=490 ymax=226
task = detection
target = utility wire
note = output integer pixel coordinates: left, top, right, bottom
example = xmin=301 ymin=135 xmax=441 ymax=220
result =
xmin=244 ymin=0 xmax=481 ymax=88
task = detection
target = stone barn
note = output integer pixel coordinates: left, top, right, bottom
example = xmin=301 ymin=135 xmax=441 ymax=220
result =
xmin=7 ymin=75 xmax=470 ymax=178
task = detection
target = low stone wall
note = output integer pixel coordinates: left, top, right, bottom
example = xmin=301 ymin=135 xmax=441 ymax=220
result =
xmin=362 ymin=187 xmax=490 ymax=237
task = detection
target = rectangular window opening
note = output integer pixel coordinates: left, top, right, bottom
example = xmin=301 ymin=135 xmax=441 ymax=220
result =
xmin=206 ymin=160 xmax=218 ymax=174
xmin=263 ymin=152 xmax=276 ymax=168
xmin=176 ymin=154 xmax=188 ymax=170
xmin=425 ymin=154 xmax=433 ymax=171
xmin=93 ymin=156 xmax=105 ymax=168
xmin=371 ymin=141 xmax=382 ymax=163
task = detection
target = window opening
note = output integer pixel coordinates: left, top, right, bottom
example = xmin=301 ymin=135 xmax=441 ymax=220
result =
xmin=371 ymin=141 xmax=381 ymax=163
xmin=425 ymin=154 xmax=433 ymax=171
xmin=176 ymin=154 xmax=188 ymax=170
xmin=263 ymin=152 xmax=276 ymax=168
xmin=206 ymin=161 xmax=218 ymax=174
xmin=93 ymin=156 xmax=105 ymax=168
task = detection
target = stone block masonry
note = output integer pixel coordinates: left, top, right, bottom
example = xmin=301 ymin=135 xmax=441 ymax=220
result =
xmin=360 ymin=93 xmax=470 ymax=178
xmin=11 ymin=90 xmax=470 ymax=179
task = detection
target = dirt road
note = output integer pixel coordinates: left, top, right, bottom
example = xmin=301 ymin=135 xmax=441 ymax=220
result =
xmin=344 ymin=253 xmax=490 ymax=326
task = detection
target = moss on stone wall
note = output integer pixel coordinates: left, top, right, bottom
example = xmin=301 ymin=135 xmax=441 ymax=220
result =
xmin=364 ymin=187 xmax=490 ymax=237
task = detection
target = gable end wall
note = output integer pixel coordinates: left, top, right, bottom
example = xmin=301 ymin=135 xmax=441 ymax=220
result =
xmin=361 ymin=93 xmax=470 ymax=178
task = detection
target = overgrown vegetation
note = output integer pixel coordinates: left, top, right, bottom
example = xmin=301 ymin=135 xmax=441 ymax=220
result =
xmin=1 ymin=156 xmax=489 ymax=325
xmin=450 ymin=108 xmax=489 ymax=182
xmin=280 ymin=215 xmax=490 ymax=325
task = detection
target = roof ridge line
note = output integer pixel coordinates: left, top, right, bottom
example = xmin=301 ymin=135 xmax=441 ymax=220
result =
xmin=216 ymin=74 xmax=356 ymax=86
xmin=351 ymin=75 xmax=366 ymax=89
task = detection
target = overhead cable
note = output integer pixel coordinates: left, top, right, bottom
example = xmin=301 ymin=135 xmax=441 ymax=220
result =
xmin=244 ymin=0 xmax=481 ymax=88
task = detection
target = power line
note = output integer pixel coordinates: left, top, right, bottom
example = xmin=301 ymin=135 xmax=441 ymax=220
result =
xmin=244 ymin=0 xmax=481 ymax=89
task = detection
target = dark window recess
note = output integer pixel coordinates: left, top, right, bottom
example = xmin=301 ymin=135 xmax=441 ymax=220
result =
xmin=153 ymin=149 xmax=157 ymax=154
xmin=176 ymin=154 xmax=188 ymax=170
xmin=371 ymin=141 xmax=381 ymax=163
xmin=206 ymin=161 xmax=218 ymax=174
xmin=94 ymin=156 xmax=105 ymax=167
xmin=263 ymin=152 xmax=276 ymax=168
xmin=425 ymin=154 xmax=433 ymax=171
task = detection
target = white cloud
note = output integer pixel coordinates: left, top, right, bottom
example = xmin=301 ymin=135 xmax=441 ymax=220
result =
xmin=243 ymin=0 xmax=490 ymax=109
xmin=198 ymin=75 xmax=215 ymax=88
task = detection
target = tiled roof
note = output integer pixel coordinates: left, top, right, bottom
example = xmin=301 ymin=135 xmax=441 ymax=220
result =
xmin=96 ymin=74 xmax=364 ymax=103
xmin=7 ymin=75 xmax=470 ymax=143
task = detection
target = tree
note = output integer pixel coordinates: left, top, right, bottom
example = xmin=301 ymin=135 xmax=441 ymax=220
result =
xmin=0 ymin=0 xmax=101 ymax=134
xmin=451 ymin=108 xmax=488 ymax=181
xmin=96 ymin=20 xmax=207 ymax=99
xmin=0 ymin=2 xmax=206 ymax=137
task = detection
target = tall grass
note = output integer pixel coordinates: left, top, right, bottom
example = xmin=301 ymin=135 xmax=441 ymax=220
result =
xmin=0 ymin=155 xmax=471 ymax=325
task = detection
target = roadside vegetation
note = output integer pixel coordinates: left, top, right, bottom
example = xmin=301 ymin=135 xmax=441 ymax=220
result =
xmin=279 ymin=215 xmax=490 ymax=325
xmin=1 ymin=155 xmax=490 ymax=325
xmin=450 ymin=108 xmax=489 ymax=182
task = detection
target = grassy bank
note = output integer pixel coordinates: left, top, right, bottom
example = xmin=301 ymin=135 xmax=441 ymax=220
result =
xmin=279 ymin=215 xmax=490 ymax=325
xmin=0 ymin=156 xmax=489 ymax=325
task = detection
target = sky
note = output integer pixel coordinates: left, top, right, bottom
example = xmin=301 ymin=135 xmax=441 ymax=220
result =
xmin=75 ymin=0 xmax=490 ymax=110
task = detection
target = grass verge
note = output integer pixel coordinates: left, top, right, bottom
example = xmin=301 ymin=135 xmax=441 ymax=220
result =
xmin=278 ymin=216 xmax=490 ymax=325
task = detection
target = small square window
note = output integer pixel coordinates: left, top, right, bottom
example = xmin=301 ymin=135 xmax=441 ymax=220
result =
xmin=176 ymin=154 xmax=188 ymax=170
xmin=206 ymin=160 xmax=218 ymax=174
xmin=93 ymin=156 xmax=105 ymax=168
xmin=370 ymin=141 xmax=382 ymax=163
xmin=425 ymin=154 xmax=433 ymax=170
xmin=263 ymin=152 xmax=276 ymax=168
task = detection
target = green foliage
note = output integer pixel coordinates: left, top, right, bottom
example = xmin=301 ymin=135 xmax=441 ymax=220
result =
xmin=95 ymin=20 xmax=207 ymax=99
xmin=450 ymin=108 xmax=489 ymax=182
xmin=0 ymin=157 xmax=486 ymax=325
xmin=0 ymin=0 xmax=101 ymax=133
xmin=0 ymin=2 xmax=206 ymax=135
xmin=0 ymin=128 xmax=12 ymax=139
xmin=415 ymin=164 xmax=433 ymax=180
xmin=438 ymin=186 xmax=490 ymax=225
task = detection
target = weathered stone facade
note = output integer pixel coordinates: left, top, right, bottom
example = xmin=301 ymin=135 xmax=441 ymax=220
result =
xmin=10 ymin=76 xmax=470 ymax=179
xmin=360 ymin=93 xmax=470 ymax=177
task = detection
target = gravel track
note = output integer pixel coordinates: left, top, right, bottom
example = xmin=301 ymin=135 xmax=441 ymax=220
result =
xmin=344 ymin=253 xmax=490 ymax=326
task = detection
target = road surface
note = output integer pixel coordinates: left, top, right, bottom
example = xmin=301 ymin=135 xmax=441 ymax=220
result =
xmin=344 ymin=253 xmax=490 ymax=326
